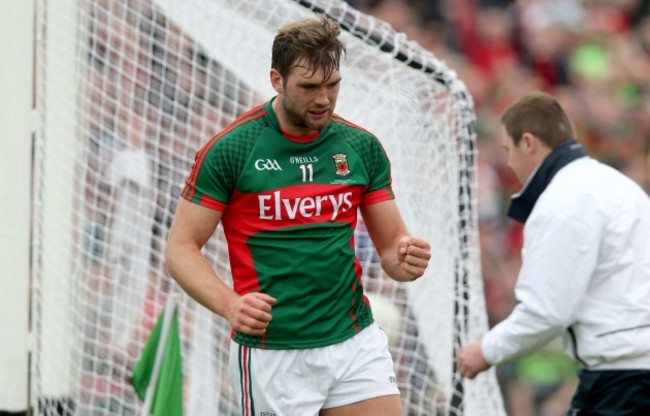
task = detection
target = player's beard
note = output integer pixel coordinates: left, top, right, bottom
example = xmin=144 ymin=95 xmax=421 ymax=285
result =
xmin=281 ymin=96 xmax=332 ymax=132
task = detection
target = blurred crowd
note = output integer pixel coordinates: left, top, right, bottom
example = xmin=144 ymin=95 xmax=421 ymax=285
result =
xmin=349 ymin=0 xmax=650 ymax=415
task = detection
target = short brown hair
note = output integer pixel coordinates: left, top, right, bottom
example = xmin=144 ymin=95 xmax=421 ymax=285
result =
xmin=271 ymin=16 xmax=346 ymax=81
xmin=500 ymin=91 xmax=575 ymax=149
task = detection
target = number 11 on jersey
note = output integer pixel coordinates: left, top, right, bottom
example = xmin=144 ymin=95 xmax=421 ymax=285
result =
xmin=300 ymin=163 xmax=314 ymax=182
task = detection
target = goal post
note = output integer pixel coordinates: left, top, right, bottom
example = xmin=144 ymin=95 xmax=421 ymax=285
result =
xmin=36 ymin=1 xmax=85 ymax=408
xmin=31 ymin=0 xmax=506 ymax=415
xmin=0 ymin=0 xmax=35 ymax=411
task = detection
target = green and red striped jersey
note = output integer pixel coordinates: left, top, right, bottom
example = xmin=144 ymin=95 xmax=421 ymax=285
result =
xmin=182 ymin=99 xmax=394 ymax=349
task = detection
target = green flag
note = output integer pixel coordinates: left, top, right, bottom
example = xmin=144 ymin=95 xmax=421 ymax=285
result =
xmin=131 ymin=306 xmax=184 ymax=416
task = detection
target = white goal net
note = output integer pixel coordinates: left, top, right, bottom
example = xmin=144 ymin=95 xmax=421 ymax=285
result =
xmin=32 ymin=0 xmax=505 ymax=415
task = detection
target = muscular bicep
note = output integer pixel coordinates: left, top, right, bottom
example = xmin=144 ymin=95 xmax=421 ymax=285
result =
xmin=167 ymin=198 xmax=223 ymax=250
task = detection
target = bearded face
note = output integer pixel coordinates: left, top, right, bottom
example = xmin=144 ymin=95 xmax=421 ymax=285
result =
xmin=271 ymin=64 xmax=341 ymax=135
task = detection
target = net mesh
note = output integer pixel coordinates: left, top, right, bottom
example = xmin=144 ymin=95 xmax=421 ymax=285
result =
xmin=32 ymin=0 xmax=505 ymax=415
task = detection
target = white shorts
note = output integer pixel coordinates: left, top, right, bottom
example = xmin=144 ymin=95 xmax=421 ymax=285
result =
xmin=228 ymin=323 xmax=400 ymax=416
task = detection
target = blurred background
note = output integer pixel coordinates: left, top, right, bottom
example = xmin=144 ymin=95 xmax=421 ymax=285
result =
xmin=347 ymin=0 xmax=650 ymax=415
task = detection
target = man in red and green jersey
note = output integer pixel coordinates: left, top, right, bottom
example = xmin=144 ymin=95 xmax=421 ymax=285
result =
xmin=166 ymin=16 xmax=431 ymax=416
xmin=182 ymin=97 xmax=395 ymax=350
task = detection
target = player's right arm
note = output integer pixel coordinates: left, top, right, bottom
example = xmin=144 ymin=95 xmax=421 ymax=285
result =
xmin=165 ymin=198 xmax=276 ymax=336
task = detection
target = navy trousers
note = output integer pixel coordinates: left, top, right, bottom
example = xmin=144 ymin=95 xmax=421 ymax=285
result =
xmin=568 ymin=369 xmax=650 ymax=416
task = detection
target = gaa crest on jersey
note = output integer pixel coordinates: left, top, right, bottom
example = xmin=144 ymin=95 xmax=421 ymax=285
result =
xmin=332 ymin=153 xmax=350 ymax=176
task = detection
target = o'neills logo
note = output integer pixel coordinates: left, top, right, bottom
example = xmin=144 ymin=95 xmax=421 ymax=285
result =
xmin=259 ymin=190 xmax=353 ymax=220
xmin=332 ymin=153 xmax=350 ymax=176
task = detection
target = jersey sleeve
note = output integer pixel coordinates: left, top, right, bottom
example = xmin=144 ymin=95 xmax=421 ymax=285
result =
xmin=181 ymin=137 xmax=237 ymax=211
xmin=361 ymin=135 xmax=394 ymax=206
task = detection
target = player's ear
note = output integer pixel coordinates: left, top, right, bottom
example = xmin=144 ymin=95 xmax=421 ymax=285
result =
xmin=270 ymin=69 xmax=283 ymax=94
xmin=520 ymin=132 xmax=536 ymax=154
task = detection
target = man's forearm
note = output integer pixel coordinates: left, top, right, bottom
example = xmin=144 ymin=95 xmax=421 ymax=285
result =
xmin=165 ymin=244 xmax=237 ymax=320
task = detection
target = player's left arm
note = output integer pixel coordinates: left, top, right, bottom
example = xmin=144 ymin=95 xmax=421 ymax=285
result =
xmin=360 ymin=200 xmax=431 ymax=282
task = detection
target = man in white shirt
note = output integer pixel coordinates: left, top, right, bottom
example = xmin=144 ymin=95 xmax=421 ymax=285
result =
xmin=457 ymin=91 xmax=650 ymax=414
